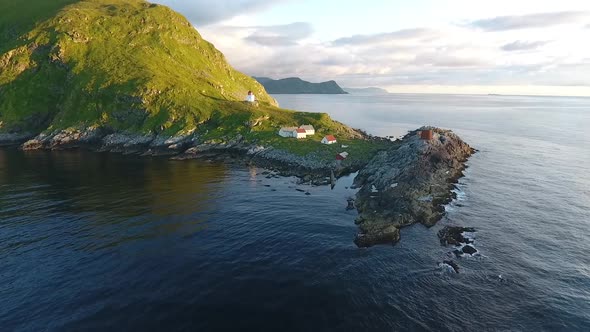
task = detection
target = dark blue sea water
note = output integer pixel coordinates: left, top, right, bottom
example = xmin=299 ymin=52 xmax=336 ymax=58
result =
xmin=1 ymin=94 xmax=589 ymax=331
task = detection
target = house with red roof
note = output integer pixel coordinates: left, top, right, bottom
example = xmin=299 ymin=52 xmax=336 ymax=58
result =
xmin=294 ymin=128 xmax=307 ymax=139
xmin=321 ymin=135 xmax=337 ymax=144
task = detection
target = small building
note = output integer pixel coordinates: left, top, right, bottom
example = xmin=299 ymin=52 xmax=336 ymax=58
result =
xmin=299 ymin=125 xmax=315 ymax=136
xmin=295 ymin=128 xmax=307 ymax=139
xmin=321 ymin=135 xmax=337 ymax=144
xmin=336 ymin=152 xmax=348 ymax=160
xmin=279 ymin=127 xmax=298 ymax=138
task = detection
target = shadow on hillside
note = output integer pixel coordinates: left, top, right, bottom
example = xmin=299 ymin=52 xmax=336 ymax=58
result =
xmin=0 ymin=0 xmax=79 ymax=53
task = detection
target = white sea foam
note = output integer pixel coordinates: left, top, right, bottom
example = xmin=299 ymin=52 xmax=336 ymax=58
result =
xmin=452 ymin=187 xmax=467 ymax=201
xmin=444 ymin=186 xmax=467 ymax=213
xmin=462 ymin=232 xmax=476 ymax=241
xmin=438 ymin=262 xmax=457 ymax=274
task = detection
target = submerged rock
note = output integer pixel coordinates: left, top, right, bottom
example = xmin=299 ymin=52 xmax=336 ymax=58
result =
xmin=353 ymin=127 xmax=474 ymax=247
xmin=442 ymin=260 xmax=460 ymax=273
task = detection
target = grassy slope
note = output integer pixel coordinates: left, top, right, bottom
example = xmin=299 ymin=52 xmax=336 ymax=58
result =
xmin=0 ymin=0 xmax=390 ymax=163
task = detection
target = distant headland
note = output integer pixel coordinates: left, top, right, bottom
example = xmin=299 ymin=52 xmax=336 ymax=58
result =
xmin=253 ymin=77 xmax=348 ymax=94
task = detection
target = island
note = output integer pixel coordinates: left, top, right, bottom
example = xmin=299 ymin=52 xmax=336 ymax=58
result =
xmin=253 ymin=77 xmax=348 ymax=94
xmin=0 ymin=0 xmax=474 ymax=251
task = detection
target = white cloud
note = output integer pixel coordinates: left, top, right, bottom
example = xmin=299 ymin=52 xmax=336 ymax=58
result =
xmin=245 ymin=22 xmax=313 ymax=46
xmin=501 ymin=40 xmax=550 ymax=52
xmin=331 ymin=28 xmax=439 ymax=46
xmin=469 ymin=11 xmax=589 ymax=31
xmin=157 ymin=1 xmax=590 ymax=95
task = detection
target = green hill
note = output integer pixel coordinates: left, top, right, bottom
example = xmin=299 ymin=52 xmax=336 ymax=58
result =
xmin=0 ymin=0 xmax=281 ymax=135
xmin=254 ymin=77 xmax=348 ymax=94
xmin=0 ymin=0 xmax=390 ymax=168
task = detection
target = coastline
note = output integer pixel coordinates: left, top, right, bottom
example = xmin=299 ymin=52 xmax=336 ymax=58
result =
xmin=0 ymin=128 xmax=382 ymax=184
xmin=1 ymin=126 xmax=474 ymax=248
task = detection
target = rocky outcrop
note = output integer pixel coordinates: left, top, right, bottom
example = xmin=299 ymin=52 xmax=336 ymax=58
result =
xmin=17 ymin=128 xmax=195 ymax=156
xmin=353 ymin=127 xmax=474 ymax=247
xmin=437 ymin=226 xmax=476 ymax=246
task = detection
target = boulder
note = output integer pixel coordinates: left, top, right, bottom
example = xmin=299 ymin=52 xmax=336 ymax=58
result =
xmin=462 ymin=245 xmax=477 ymax=255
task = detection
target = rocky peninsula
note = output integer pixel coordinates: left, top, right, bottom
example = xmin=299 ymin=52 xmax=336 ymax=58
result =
xmin=0 ymin=0 xmax=475 ymax=250
xmin=352 ymin=127 xmax=475 ymax=247
xmin=0 ymin=125 xmax=474 ymax=249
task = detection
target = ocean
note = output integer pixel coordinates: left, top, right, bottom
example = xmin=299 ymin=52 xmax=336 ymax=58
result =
xmin=1 ymin=93 xmax=589 ymax=331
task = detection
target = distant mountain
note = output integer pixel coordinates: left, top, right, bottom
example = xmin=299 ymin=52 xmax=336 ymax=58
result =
xmin=254 ymin=77 xmax=348 ymax=94
xmin=343 ymin=87 xmax=390 ymax=95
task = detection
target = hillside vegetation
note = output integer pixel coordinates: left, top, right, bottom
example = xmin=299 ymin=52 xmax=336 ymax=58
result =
xmin=0 ymin=0 xmax=280 ymax=134
xmin=0 ymin=0 xmax=389 ymax=164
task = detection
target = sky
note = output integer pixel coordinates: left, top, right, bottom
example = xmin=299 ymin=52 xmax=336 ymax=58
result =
xmin=154 ymin=0 xmax=590 ymax=96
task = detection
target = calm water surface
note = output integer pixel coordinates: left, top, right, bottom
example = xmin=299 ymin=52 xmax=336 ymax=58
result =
xmin=1 ymin=94 xmax=589 ymax=331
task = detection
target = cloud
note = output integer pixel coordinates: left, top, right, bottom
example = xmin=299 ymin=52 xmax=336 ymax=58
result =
xmin=469 ymin=11 xmax=589 ymax=31
xmin=153 ymin=0 xmax=291 ymax=26
xmin=413 ymin=53 xmax=489 ymax=68
xmin=245 ymin=22 xmax=313 ymax=46
xmin=501 ymin=40 xmax=550 ymax=52
xmin=196 ymin=7 xmax=590 ymax=92
xmin=332 ymin=28 xmax=438 ymax=46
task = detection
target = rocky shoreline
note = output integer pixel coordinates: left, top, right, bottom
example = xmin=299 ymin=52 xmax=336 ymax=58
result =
xmin=1 ymin=126 xmax=474 ymax=249
xmin=0 ymin=128 xmax=365 ymax=184
xmin=352 ymin=127 xmax=475 ymax=247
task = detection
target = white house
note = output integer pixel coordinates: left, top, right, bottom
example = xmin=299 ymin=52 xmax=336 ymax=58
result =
xmin=299 ymin=125 xmax=315 ymax=136
xmin=321 ymin=135 xmax=337 ymax=144
xmin=279 ymin=127 xmax=298 ymax=137
xmin=294 ymin=128 xmax=307 ymax=139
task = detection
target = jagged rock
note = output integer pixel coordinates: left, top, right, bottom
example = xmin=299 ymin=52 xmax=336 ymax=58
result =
xmin=354 ymin=225 xmax=400 ymax=248
xmin=346 ymin=198 xmax=355 ymax=210
xmin=101 ymin=133 xmax=154 ymax=153
xmin=438 ymin=226 xmax=476 ymax=246
xmin=462 ymin=245 xmax=477 ymax=255
xmin=353 ymin=127 xmax=474 ymax=247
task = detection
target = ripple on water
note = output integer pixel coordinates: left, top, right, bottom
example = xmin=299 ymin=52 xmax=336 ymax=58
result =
xmin=3 ymin=94 xmax=590 ymax=330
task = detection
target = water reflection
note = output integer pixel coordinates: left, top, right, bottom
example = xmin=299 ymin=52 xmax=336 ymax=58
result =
xmin=0 ymin=148 xmax=228 ymax=249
